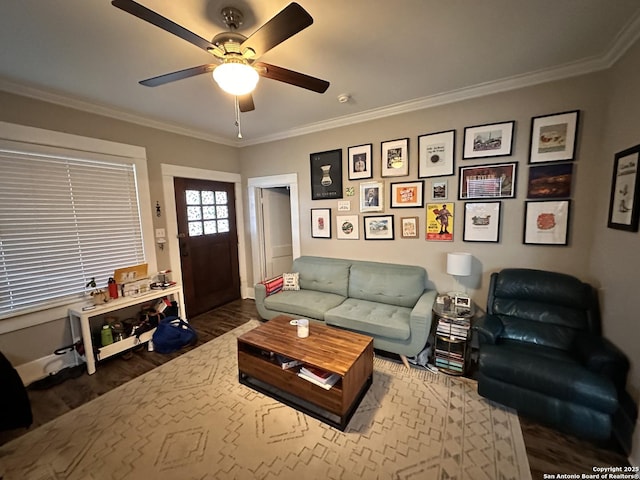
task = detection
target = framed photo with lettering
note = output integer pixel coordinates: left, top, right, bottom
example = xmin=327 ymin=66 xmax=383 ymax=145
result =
xmin=310 ymin=149 xmax=343 ymax=200
xmin=418 ymin=130 xmax=455 ymax=178
xmin=607 ymin=144 xmax=640 ymax=231
xmin=463 ymin=201 xmax=501 ymax=242
xmin=390 ymin=180 xmax=424 ymax=208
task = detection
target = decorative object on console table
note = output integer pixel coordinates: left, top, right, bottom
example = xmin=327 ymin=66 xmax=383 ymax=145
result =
xmin=432 ymin=295 xmax=475 ymax=376
xmin=607 ymin=143 xmax=640 ymax=232
xmin=310 ymin=149 xmax=343 ymax=200
xmin=463 ymin=121 xmax=515 ymax=159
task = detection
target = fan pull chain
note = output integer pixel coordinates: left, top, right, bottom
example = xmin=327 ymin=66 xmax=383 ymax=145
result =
xmin=234 ymin=96 xmax=243 ymax=139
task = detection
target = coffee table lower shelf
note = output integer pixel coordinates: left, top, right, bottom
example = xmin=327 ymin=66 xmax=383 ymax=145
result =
xmin=238 ymin=370 xmax=372 ymax=431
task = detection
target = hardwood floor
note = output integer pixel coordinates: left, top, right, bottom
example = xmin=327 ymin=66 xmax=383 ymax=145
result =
xmin=0 ymin=298 xmax=631 ymax=479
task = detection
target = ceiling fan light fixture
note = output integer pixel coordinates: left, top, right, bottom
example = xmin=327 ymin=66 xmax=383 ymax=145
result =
xmin=213 ymin=59 xmax=259 ymax=96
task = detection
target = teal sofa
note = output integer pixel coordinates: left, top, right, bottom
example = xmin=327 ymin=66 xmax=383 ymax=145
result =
xmin=254 ymin=256 xmax=436 ymax=367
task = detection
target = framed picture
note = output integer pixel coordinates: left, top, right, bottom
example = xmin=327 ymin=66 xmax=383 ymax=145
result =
xmin=360 ymin=181 xmax=384 ymax=212
xmin=523 ymin=200 xmax=571 ymax=245
xmin=400 ymin=216 xmax=419 ymax=238
xmin=336 ymin=214 xmax=359 ymax=240
xmin=390 ymin=180 xmax=424 ymax=208
xmin=529 ymin=110 xmax=580 ymax=164
xmin=463 ymin=121 xmax=515 ymax=159
xmin=348 ymin=143 xmax=373 ymax=180
xmin=527 ymin=163 xmax=574 ymax=199
xmin=426 ymin=202 xmax=454 ymax=241
xmin=337 ymin=200 xmax=351 ymax=211
xmin=458 ymin=162 xmax=517 ymax=199
xmin=310 ymin=149 xmax=343 ymax=200
xmin=418 ymin=130 xmax=455 ymax=178
xmin=431 ymin=180 xmax=448 ymax=200
xmin=607 ymin=144 xmax=640 ymax=232
xmin=310 ymin=208 xmax=331 ymax=238
xmin=364 ymin=215 xmax=395 ymax=240
xmin=381 ymin=138 xmax=409 ymax=177
xmin=463 ymin=201 xmax=501 ymax=242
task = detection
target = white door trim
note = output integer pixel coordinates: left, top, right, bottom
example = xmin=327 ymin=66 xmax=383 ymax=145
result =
xmin=248 ymin=174 xmax=300 ymax=293
xmin=161 ymin=164 xmax=249 ymax=300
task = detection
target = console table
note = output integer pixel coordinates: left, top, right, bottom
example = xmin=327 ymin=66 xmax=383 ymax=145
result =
xmin=68 ymin=284 xmax=185 ymax=375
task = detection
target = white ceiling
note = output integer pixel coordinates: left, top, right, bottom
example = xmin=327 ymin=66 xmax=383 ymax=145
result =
xmin=1 ymin=1 xmax=640 ymax=146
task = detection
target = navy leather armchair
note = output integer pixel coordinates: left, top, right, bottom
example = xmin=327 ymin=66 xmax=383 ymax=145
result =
xmin=474 ymin=268 xmax=637 ymax=454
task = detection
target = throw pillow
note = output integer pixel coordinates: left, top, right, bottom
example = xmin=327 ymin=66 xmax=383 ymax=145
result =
xmin=282 ymin=272 xmax=300 ymax=291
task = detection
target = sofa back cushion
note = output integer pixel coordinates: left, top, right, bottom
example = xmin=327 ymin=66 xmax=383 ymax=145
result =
xmin=489 ymin=268 xmax=600 ymax=351
xmin=292 ymin=256 xmax=351 ymax=297
xmin=348 ymin=261 xmax=426 ymax=308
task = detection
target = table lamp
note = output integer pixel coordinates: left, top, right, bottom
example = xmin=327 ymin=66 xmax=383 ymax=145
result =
xmin=446 ymin=252 xmax=472 ymax=296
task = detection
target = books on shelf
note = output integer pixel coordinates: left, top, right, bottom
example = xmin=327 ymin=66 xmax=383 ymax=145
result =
xmin=274 ymin=354 xmax=303 ymax=370
xmin=298 ymin=366 xmax=340 ymax=390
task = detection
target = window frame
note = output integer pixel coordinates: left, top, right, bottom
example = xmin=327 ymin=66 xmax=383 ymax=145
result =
xmin=0 ymin=121 xmax=157 ymax=332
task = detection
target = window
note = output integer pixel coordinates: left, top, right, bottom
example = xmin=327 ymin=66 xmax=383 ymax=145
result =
xmin=185 ymin=189 xmax=230 ymax=236
xmin=0 ymin=144 xmax=147 ymax=319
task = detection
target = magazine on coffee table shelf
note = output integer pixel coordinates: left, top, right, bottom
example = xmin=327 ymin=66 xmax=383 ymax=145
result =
xmin=298 ymin=366 xmax=340 ymax=389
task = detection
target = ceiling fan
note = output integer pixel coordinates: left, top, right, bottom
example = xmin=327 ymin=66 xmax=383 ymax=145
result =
xmin=111 ymin=0 xmax=330 ymax=115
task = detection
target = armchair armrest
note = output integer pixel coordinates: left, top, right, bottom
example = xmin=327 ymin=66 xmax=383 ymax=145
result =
xmin=472 ymin=313 xmax=504 ymax=345
xmin=574 ymin=333 xmax=630 ymax=390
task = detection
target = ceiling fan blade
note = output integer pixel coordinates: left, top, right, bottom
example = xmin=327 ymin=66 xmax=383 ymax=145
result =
xmin=139 ymin=64 xmax=217 ymax=87
xmin=241 ymin=3 xmax=313 ymax=59
xmin=112 ymin=0 xmax=215 ymax=53
xmin=238 ymin=94 xmax=255 ymax=112
xmin=255 ymin=62 xmax=329 ymax=93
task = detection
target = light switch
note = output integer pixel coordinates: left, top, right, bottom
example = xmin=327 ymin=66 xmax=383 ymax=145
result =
xmin=155 ymin=228 xmax=166 ymax=238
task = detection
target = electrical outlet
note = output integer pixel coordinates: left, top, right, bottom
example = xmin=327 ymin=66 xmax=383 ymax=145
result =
xmin=155 ymin=228 xmax=166 ymax=238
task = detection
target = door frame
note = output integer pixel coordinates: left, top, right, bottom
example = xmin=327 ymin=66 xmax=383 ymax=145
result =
xmin=248 ymin=174 xmax=301 ymax=294
xmin=161 ymin=164 xmax=249 ymax=301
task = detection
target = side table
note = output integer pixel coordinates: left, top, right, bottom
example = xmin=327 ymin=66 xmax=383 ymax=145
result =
xmin=432 ymin=296 xmax=475 ymax=375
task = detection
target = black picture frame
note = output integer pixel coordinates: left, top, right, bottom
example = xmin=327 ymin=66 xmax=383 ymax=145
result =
xmin=523 ymin=200 xmax=571 ymax=245
xmin=363 ymin=215 xmax=395 ymax=240
xmin=463 ymin=121 xmax=515 ymax=159
xmin=310 ymin=208 xmax=332 ymax=238
xmin=529 ymin=110 xmax=580 ymax=164
xmin=310 ymin=149 xmax=343 ymax=200
xmin=390 ymin=180 xmax=424 ymax=208
xmin=348 ymin=143 xmax=373 ymax=180
xmin=607 ymin=144 xmax=640 ymax=232
xmin=463 ymin=201 xmax=501 ymax=242
xmin=418 ymin=129 xmax=455 ymax=178
xmin=458 ymin=162 xmax=517 ymax=200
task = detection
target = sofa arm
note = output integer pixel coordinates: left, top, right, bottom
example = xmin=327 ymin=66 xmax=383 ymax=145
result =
xmin=574 ymin=333 xmax=630 ymax=390
xmin=409 ymin=290 xmax=438 ymax=347
xmin=473 ymin=313 xmax=504 ymax=345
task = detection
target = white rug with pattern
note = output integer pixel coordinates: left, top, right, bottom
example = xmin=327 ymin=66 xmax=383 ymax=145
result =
xmin=0 ymin=320 xmax=531 ymax=479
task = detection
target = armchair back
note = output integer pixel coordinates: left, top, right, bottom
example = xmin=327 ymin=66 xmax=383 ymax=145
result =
xmin=487 ymin=268 xmax=601 ymax=351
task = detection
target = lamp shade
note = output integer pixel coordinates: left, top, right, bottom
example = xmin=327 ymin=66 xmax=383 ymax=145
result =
xmin=213 ymin=61 xmax=259 ymax=96
xmin=446 ymin=252 xmax=472 ymax=276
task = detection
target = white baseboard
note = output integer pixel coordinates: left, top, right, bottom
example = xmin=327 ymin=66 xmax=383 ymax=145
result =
xmin=15 ymin=351 xmax=78 ymax=387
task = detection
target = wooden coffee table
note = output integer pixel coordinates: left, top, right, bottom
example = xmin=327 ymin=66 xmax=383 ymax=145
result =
xmin=237 ymin=315 xmax=374 ymax=430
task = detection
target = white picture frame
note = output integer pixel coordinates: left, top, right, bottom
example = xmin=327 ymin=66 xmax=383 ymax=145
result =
xmin=336 ymin=214 xmax=359 ymax=239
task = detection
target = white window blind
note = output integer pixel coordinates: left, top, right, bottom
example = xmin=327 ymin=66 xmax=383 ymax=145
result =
xmin=0 ymin=150 xmax=146 ymax=318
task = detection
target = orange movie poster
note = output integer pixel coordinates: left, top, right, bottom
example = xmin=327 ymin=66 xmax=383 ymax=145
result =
xmin=426 ymin=202 xmax=454 ymax=241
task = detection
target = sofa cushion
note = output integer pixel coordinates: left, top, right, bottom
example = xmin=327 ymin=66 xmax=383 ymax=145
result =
xmin=264 ymin=290 xmax=345 ymax=321
xmin=348 ymin=262 xmax=425 ymax=308
xmin=325 ymin=298 xmax=411 ymax=340
xmin=479 ymin=342 xmax=618 ymax=414
xmin=293 ymin=256 xmax=351 ymax=297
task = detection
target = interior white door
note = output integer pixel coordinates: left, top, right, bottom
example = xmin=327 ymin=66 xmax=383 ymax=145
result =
xmin=261 ymin=187 xmax=292 ymax=278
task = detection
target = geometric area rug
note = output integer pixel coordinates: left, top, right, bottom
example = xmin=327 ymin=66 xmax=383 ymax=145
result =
xmin=0 ymin=320 xmax=531 ymax=480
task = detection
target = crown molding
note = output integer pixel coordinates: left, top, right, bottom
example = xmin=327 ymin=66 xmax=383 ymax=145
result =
xmin=0 ymin=77 xmax=238 ymax=147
